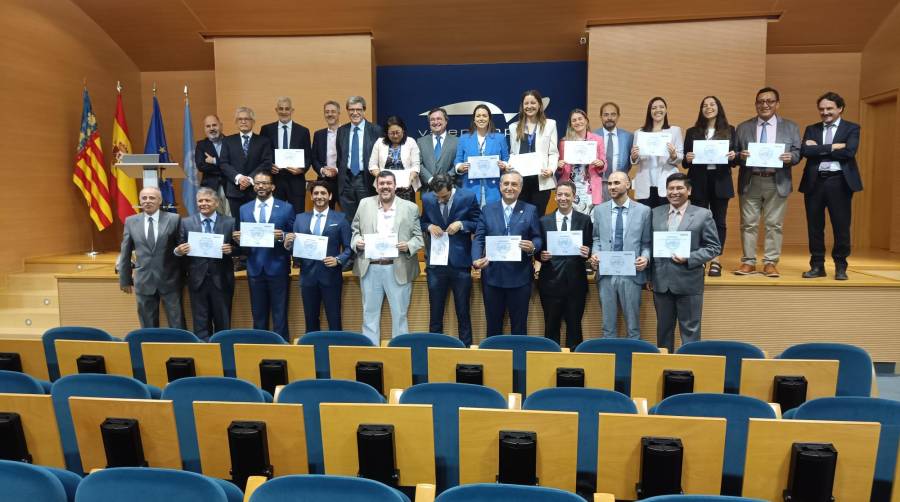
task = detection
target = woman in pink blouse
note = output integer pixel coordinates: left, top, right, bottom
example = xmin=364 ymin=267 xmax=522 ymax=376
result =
xmin=556 ymin=108 xmax=607 ymax=215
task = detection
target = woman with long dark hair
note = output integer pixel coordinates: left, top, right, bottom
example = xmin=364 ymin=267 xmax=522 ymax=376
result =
xmin=629 ymin=97 xmax=684 ymax=208
xmin=453 ymin=104 xmax=510 ymax=207
xmin=508 ymin=89 xmax=559 ymax=215
xmin=368 ymin=115 xmax=421 ymax=202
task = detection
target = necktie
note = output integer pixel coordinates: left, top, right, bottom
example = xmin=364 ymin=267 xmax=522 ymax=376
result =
xmin=440 ymin=201 xmax=449 ymax=223
xmin=561 ymin=215 xmax=568 ymax=232
xmin=613 ymin=207 xmax=624 ymax=251
xmin=824 ymin=124 xmax=834 ymax=145
xmin=504 ymin=206 xmax=512 ymax=235
xmin=313 ymin=213 xmax=324 ymax=236
xmin=258 ymin=203 xmax=267 ymax=223
xmin=203 ymin=218 xmax=212 ymax=234
xmin=606 ymin=132 xmax=614 ymax=169
xmin=350 ymin=126 xmax=361 ymax=175
xmin=147 ymin=216 xmax=156 ymax=250
xmin=434 ymin=135 xmax=442 ymax=161
xmin=282 ymin=125 xmax=289 ymax=149
xmin=668 ymin=209 xmax=681 ymax=231
xmin=242 ymin=135 xmax=250 ymax=156
xmin=759 ymin=122 xmax=768 ymax=143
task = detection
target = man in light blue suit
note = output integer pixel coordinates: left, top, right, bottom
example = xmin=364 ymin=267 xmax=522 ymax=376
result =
xmin=594 ymin=102 xmax=635 ymax=201
xmin=590 ymin=172 xmax=651 ymax=339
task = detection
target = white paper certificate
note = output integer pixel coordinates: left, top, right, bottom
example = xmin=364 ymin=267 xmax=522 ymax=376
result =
xmin=486 ymin=235 xmax=521 ymax=262
xmin=429 ymin=233 xmax=449 ymax=266
xmin=747 ymin=142 xmax=786 ymax=168
xmin=509 ymin=152 xmax=542 ymax=177
xmin=653 ymin=231 xmax=691 ymax=258
xmin=636 ymin=131 xmax=672 ymax=157
xmin=364 ymin=233 xmax=399 ymax=259
xmin=563 ymin=141 xmax=597 ymax=165
xmin=468 ymin=155 xmax=500 ymax=179
xmin=187 ymin=232 xmax=224 ymax=259
xmin=692 ymin=140 xmax=730 ymax=165
xmin=597 ymin=251 xmax=636 ymax=276
xmin=292 ymin=234 xmax=328 ymax=260
xmin=240 ymin=222 xmax=275 ymax=248
xmin=547 ymin=231 xmax=583 ymax=256
xmin=390 ymin=169 xmax=411 ymax=188
xmin=274 ymin=149 xmax=305 ymax=168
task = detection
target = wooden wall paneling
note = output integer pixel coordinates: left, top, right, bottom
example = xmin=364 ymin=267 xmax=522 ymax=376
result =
xmin=858 ymin=93 xmax=897 ymax=251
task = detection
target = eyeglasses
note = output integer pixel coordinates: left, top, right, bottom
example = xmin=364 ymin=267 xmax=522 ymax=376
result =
xmin=236 ymin=117 xmax=253 ymax=122
xmin=756 ymin=99 xmax=777 ymax=106
xmin=254 ymin=181 xmax=273 ymax=186
xmin=347 ymin=107 xmax=365 ymax=113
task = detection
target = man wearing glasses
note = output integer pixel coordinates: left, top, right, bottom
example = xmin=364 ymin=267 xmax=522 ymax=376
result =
xmin=219 ymin=107 xmax=274 ymax=217
xmin=335 ymin=96 xmax=383 ymax=221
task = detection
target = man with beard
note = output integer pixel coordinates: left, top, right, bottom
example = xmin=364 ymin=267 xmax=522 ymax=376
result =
xmin=311 ymin=100 xmax=342 ymax=208
xmin=195 ymin=115 xmax=229 ymax=214
xmin=594 ymin=102 xmax=635 ymax=201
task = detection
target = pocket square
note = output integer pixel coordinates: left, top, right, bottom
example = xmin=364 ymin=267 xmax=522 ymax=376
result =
xmin=328 ymin=223 xmax=338 ymax=227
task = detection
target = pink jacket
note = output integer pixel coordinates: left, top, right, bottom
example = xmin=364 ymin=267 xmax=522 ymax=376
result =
xmin=556 ymin=131 xmax=607 ymax=204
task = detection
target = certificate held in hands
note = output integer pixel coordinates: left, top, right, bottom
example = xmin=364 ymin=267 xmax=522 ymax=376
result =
xmin=636 ymin=131 xmax=672 ymax=157
xmin=653 ymin=231 xmax=691 ymax=258
xmin=547 ymin=231 xmax=583 ymax=256
xmin=292 ymin=234 xmax=328 ymax=260
xmin=692 ymin=140 xmax=730 ymax=165
xmin=240 ymin=223 xmax=275 ymax=248
xmin=274 ymin=149 xmax=305 ymax=168
xmin=597 ymin=251 xmax=636 ymax=276
xmin=746 ymin=142 xmax=786 ymax=168
xmin=468 ymin=155 xmax=500 ymax=179
xmin=509 ymin=152 xmax=541 ymax=177
xmin=364 ymin=233 xmax=399 ymax=259
xmin=187 ymin=232 xmax=224 ymax=259
xmin=563 ymin=141 xmax=597 ymax=165
xmin=486 ymin=235 xmax=521 ymax=262
xmin=429 ymin=233 xmax=449 ymax=266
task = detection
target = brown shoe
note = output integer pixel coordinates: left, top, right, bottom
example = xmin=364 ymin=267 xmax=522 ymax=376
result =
xmin=733 ymin=263 xmax=757 ymax=275
xmin=763 ymin=264 xmax=780 ymax=278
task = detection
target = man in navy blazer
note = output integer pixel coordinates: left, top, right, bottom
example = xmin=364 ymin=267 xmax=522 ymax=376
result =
xmin=284 ymin=181 xmax=351 ymax=333
xmin=311 ymin=100 xmax=341 ymax=209
xmin=335 ymin=96 xmax=383 ymax=221
xmin=799 ymin=92 xmax=862 ymax=281
xmin=421 ymin=174 xmax=480 ymax=345
xmin=219 ymin=107 xmax=274 ymax=217
xmin=234 ymin=171 xmax=296 ymax=341
xmin=594 ymin=102 xmax=635 ymax=200
xmin=260 ymin=97 xmax=312 ymax=214
xmin=195 ymin=115 xmax=225 ymax=195
xmin=472 ymin=171 xmax=542 ymax=338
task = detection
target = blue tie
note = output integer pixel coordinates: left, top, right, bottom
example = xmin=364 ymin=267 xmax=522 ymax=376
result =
xmin=258 ymin=203 xmax=267 ymax=223
xmin=759 ymin=122 xmax=768 ymax=143
xmin=282 ymin=125 xmax=289 ymax=150
xmin=313 ymin=213 xmax=324 ymax=236
xmin=434 ymin=135 xmax=442 ymax=161
xmin=613 ymin=206 xmax=624 ymax=251
xmin=203 ymin=218 xmax=213 ymax=234
xmin=241 ymin=135 xmax=249 ymax=156
xmin=350 ymin=126 xmax=361 ymax=175
xmin=504 ymin=206 xmax=512 ymax=235
xmin=606 ymin=132 xmax=614 ymax=169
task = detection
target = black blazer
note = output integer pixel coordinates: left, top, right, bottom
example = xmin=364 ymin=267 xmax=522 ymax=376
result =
xmin=195 ymin=138 xmax=222 ymax=191
xmin=218 ymin=133 xmax=273 ymax=199
xmin=799 ymin=120 xmax=862 ymax=193
xmin=537 ymin=211 xmax=593 ymax=293
xmin=260 ymin=120 xmax=312 ymax=168
xmin=682 ymin=125 xmax=738 ymax=200
xmin=178 ymin=213 xmax=236 ymax=292
xmin=335 ymin=121 xmax=383 ymax=196
xmin=311 ymin=127 xmax=329 ymax=173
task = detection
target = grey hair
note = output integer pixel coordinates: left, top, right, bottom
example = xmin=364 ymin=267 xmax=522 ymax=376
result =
xmin=196 ymin=187 xmax=218 ymax=201
xmin=234 ymin=106 xmax=256 ymax=121
xmin=275 ymin=97 xmax=293 ymax=108
xmin=346 ymin=96 xmax=367 ymax=110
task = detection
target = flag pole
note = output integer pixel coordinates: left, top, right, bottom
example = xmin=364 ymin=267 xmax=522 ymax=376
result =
xmin=83 ymin=78 xmax=100 ymax=257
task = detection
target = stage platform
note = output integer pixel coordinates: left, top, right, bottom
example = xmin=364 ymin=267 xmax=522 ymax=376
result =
xmin=1 ymin=246 xmax=898 ymax=364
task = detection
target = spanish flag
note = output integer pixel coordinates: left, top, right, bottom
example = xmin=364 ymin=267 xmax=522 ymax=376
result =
xmin=109 ymin=89 xmax=138 ymax=222
xmin=73 ymin=88 xmax=113 ymax=231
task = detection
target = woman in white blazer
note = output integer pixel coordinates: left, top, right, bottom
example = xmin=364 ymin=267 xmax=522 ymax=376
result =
xmin=508 ymin=89 xmax=559 ymax=216
xmin=629 ymin=96 xmax=684 ymax=208
xmin=369 ymin=115 xmax=421 ymax=202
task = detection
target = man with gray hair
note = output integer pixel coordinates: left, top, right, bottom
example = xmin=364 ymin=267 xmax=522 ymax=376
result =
xmin=336 ymin=95 xmax=383 ymax=221
xmin=260 ymin=96 xmax=312 ymax=214
xmin=219 ymin=106 xmax=274 ymax=217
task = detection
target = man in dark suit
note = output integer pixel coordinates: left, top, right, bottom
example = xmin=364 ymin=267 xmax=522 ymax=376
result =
xmin=284 ymin=181 xmax=351 ymax=333
xmin=219 ymin=107 xmax=274 ymax=217
xmin=594 ymin=102 xmax=635 ymax=201
xmin=174 ymin=188 xmax=236 ymax=341
xmin=195 ymin=115 xmax=225 ymax=203
xmin=311 ymin=100 xmax=341 ymax=208
xmin=260 ymin=97 xmax=312 ymax=214
xmin=421 ymin=174 xmax=480 ymax=345
xmin=472 ymin=171 xmax=542 ymax=338
xmin=651 ymin=173 xmax=721 ymax=352
xmin=417 ymin=107 xmax=460 ymax=190
xmin=537 ymin=181 xmax=593 ymax=349
xmin=336 ymin=96 xmax=383 ymax=221
xmin=118 ymin=187 xmax=184 ymax=328
xmin=800 ymin=91 xmax=862 ymax=281
xmin=234 ymin=171 xmax=296 ymax=341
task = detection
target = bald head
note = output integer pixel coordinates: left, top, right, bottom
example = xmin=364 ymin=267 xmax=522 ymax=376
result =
xmin=203 ymin=115 xmax=222 ymax=141
xmin=607 ymin=171 xmax=631 ymax=202
xmin=139 ymin=187 xmax=163 ymax=215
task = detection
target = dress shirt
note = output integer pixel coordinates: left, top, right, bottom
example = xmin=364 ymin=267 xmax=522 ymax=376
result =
xmin=820 ymin=118 xmax=842 ymax=172
xmin=234 ymin=133 xmax=253 ymax=184
xmin=756 ymin=116 xmax=777 ymax=144
xmin=346 ymin=120 xmax=368 ymax=171
xmin=144 ymin=211 xmax=160 ymax=241
xmin=433 ymin=132 xmax=447 ymax=150
xmin=326 ymin=127 xmax=338 ymax=167
xmin=201 ymin=212 xmax=218 ymax=230
xmin=610 ymin=198 xmax=632 ymax=235
xmin=376 ymin=200 xmax=396 ymax=235
xmin=278 ymin=120 xmax=293 ymax=149
xmin=254 ymin=196 xmax=274 ymax=223
xmin=602 ymin=128 xmax=620 ymax=167
xmin=309 ymin=208 xmax=329 ymax=233
xmin=210 ymin=138 xmax=222 ymax=157
xmin=555 ymin=209 xmax=575 ymax=230
xmin=667 ymin=202 xmax=690 ymax=231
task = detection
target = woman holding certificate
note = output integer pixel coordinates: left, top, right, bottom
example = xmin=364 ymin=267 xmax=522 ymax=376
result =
xmin=369 ymin=115 xmax=421 ymax=203
xmin=454 ymin=104 xmax=510 ymax=207
xmin=683 ymin=96 xmax=737 ymax=277
xmin=556 ymin=108 xmax=606 ymax=215
xmin=508 ymin=90 xmax=559 ymax=216
xmin=630 ymin=97 xmax=684 ymax=208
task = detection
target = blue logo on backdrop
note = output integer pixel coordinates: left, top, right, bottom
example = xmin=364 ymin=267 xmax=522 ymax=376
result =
xmin=376 ymin=61 xmax=587 ymax=141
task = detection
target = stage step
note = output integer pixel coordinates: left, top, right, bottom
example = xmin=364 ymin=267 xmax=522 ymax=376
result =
xmin=5 ymin=273 xmax=59 ymax=291
xmin=24 ymin=262 xmax=110 ymax=274
xmin=0 ymin=289 xmax=59 ymax=309
xmin=0 ymin=308 xmax=59 ymax=330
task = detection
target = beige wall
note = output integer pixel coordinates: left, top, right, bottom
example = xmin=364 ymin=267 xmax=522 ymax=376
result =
xmin=0 ymin=0 xmax=142 ymax=281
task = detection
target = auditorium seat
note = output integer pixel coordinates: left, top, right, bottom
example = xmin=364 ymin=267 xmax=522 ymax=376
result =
xmin=124 ymin=328 xmax=200 ymax=382
xmin=0 ymin=368 xmax=49 ymax=394
xmin=73 ymin=467 xmax=229 ymax=502
xmin=160 ymin=376 xmax=269 ymax=473
xmin=245 ymin=474 xmax=410 ymax=502
xmin=575 ymin=338 xmax=660 ymax=395
xmin=786 ymin=396 xmax=899 ymax=501
xmin=388 ymin=333 xmax=466 ymax=384
xmin=398 ymin=382 xmax=507 ymax=491
xmin=434 ymin=483 xmax=583 ymax=502
xmin=478 ymin=335 xmax=561 ymax=394
xmin=778 ymin=342 xmax=875 ymax=397
xmin=298 ymin=331 xmax=374 ymax=378
xmin=675 ymin=340 xmax=765 ymax=393
xmin=523 ymin=387 xmax=638 ymax=497
xmin=639 ymin=497 xmax=766 ymax=502
xmin=43 ymin=327 xmax=117 ymax=381
xmin=0 ymin=458 xmax=69 ymax=502
xmin=50 ymin=373 xmax=153 ymax=474
xmin=209 ymin=329 xmax=286 ymax=377
xmin=651 ymin=393 xmax=777 ymax=495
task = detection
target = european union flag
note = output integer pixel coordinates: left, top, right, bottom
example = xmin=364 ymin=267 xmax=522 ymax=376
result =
xmin=182 ymin=96 xmax=198 ymax=215
xmin=144 ymin=95 xmax=176 ymax=209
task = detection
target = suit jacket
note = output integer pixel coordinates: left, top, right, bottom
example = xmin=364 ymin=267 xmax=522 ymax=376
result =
xmin=538 ymin=211 xmax=593 ymax=292
xmin=454 ymin=132 xmax=510 ymax=206
xmin=350 ymin=196 xmax=424 ymax=284
xmin=260 ymin=121 xmax=312 ymax=165
xmin=417 ymin=133 xmax=460 ymax=189
xmin=591 ymin=199 xmax=652 ymax=285
xmin=369 ymin=137 xmax=422 ymax=191
xmin=420 ymin=188 xmax=480 ymax=268
xmin=118 ymin=211 xmax=182 ymax=295
xmin=292 ymin=209 xmax=352 ymax=287
xmin=311 ymin=127 xmax=334 ymax=172
xmin=683 ymin=125 xmax=738 ymax=200
xmin=178 ymin=213 xmax=236 ymax=292
xmin=799 ymin=119 xmax=862 ymax=193
xmin=557 ymin=132 xmax=608 ymax=205
xmin=336 ymin=120 xmax=383 ymax=196
xmin=472 ymin=200 xmax=542 ymax=288
xmin=735 ymin=115 xmax=802 ymax=197
xmin=593 ymin=127 xmax=635 ymax=172
xmin=195 ymin=138 xmax=223 ymax=191
xmin=508 ymin=119 xmax=560 ymax=191
xmin=238 ymin=198 xmax=296 ymax=277
xmin=650 ymin=204 xmax=721 ymax=295
xmin=219 ymin=133 xmax=274 ymax=199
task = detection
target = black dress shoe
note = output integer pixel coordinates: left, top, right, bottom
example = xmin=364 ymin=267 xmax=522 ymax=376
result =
xmin=802 ymin=266 xmax=826 ymax=278
xmin=835 ymin=268 xmax=848 ymax=281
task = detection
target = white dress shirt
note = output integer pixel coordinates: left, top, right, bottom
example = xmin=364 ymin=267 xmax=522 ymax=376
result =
xmin=309 ymin=207 xmax=329 ymax=233
xmin=602 ymin=128 xmax=620 ymax=168
xmin=555 ymin=209 xmax=575 ymax=230
xmin=278 ymin=121 xmax=293 ymax=149
xmin=144 ymin=211 xmax=160 ymax=242
xmin=376 ymin=200 xmax=396 ymax=235
xmin=610 ymin=198 xmax=632 ymax=235
xmin=254 ymin=196 xmax=274 ymax=223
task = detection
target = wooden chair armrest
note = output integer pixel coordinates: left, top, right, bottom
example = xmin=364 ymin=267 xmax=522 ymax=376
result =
xmin=388 ymin=388 xmax=404 ymax=405
xmin=273 ymin=385 xmax=285 ymax=402
xmin=561 ymin=347 xmax=570 ymax=353
xmin=243 ymin=476 xmax=267 ymax=502
xmin=469 ymin=344 xmax=479 ymax=349
xmin=507 ymin=393 xmax=522 ymax=410
xmin=594 ymin=493 xmax=616 ymax=502
xmin=632 ymin=397 xmax=649 ymax=415
xmin=769 ymin=402 xmax=783 ymax=419
xmin=414 ymin=483 xmax=436 ymax=502
xmin=658 ymin=347 xmax=669 ymax=354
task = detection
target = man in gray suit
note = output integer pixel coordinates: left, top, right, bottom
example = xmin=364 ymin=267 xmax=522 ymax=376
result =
xmin=734 ymin=87 xmax=802 ymax=278
xmin=417 ymin=107 xmax=459 ymax=190
xmin=590 ymin=172 xmax=652 ymax=339
xmin=118 ymin=187 xmax=185 ymax=328
xmin=351 ymin=170 xmax=424 ymax=344
xmin=651 ymin=173 xmax=721 ymax=352
xmin=594 ymin=102 xmax=635 ymax=201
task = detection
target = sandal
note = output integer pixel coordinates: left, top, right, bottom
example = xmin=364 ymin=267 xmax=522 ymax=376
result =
xmin=708 ymin=261 xmax=722 ymax=277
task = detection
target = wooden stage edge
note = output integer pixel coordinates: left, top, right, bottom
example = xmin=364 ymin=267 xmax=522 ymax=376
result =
xmin=16 ymin=246 xmax=900 ymax=364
